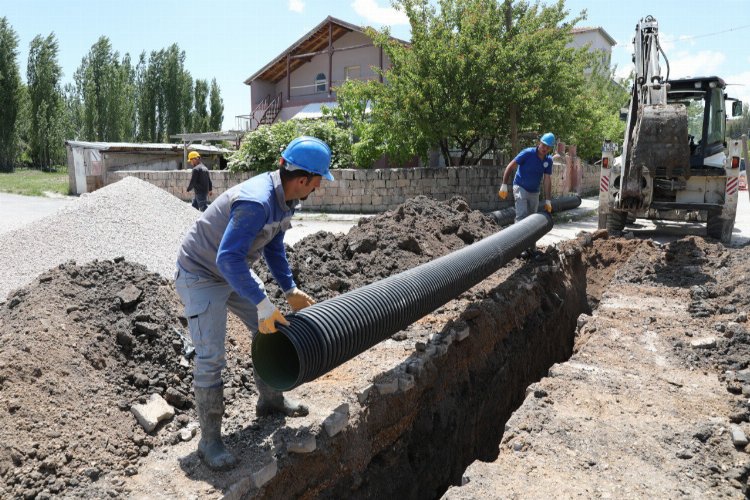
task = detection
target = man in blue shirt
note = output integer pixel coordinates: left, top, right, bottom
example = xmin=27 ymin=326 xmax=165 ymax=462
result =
xmin=498 ymin=133 xmax=555 ymax=258
xmin=174 ymin=136 xmax=334 ymax=470
xmin=498 ymin=132 xmax=555 ymax=220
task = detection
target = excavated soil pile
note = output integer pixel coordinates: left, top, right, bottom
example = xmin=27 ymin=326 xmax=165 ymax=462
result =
xmin=0 ymin=195 xmax=501 ymax=499
xmin=258 ymin=195 xmax=499 ymax=305
xmin=0 ymin=259 xmax=191 ymax=498
xmin=1 ymin=191 xmax=749 ymax=498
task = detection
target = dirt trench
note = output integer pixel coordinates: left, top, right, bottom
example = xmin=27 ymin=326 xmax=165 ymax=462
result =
xmin=256 ymin=240 xmax=593 ymax=499
xmin=1 ymin=195 xmax=748 ymax=499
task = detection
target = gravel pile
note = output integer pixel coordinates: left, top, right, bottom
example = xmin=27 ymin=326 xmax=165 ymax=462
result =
xmin=0 ymin=177 xmax=199 ymax=301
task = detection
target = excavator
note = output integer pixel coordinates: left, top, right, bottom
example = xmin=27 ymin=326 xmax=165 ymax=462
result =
xmin=598 ymin=15 xmax=744 ymax=244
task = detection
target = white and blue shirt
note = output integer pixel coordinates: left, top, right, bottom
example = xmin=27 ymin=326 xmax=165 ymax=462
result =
xmin=513 ymin=147 xmax=553 ymax=193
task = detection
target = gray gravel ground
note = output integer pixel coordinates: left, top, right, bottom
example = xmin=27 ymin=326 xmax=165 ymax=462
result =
xmin=0 ymin=177 xmax=200 ymax=301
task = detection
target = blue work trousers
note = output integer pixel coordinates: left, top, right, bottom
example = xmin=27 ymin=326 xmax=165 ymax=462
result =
xmin=174 ymin=263 xmax=259 ymax=388
xmin=513 ymin=184 xmax=540 ymax=222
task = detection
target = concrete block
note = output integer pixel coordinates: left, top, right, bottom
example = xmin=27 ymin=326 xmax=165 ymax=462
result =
xmin=131 ymin=394 xmax=175 ymax=433
xmin=730 ymin=425 xmax=748 ymax=447
xmin=375 ymin=378 xmax=399 ymax=395
xmin=406 ymin=360 xmax=424 ymax=376
xmin=323 ymin=403 xmax=350 ymax=437
xmin=252 ymin=459 xmax=278 ymax=489
xmin=286 ymin=434 xmax=317 ymax=454
xmin=356 ymin=384 xmax=374 ymax=404
xmin=399 ymin=375 xmax=415 ymax=392
xmin=455 ymin=327 xmax=470 ymax=342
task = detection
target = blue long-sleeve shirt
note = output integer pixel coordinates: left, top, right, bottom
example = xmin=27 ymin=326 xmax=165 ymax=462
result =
xmin=176 ymin=170 xmax=296 ymax=305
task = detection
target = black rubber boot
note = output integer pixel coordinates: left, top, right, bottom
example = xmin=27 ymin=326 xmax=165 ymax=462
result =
xmin=254 ymin=372 xmax=309 ymax=417
xmin=194 ymin=385 xmax=238 ymax=470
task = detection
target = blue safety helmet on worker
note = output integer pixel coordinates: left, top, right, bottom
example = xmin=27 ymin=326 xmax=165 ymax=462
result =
xmin=540 ymin=132 xmax=556 ymax=148
xmin=281 ymin=136 xmax=334 ymax=180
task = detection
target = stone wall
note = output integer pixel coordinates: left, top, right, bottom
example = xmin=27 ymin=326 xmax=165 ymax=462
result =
xmin=106 ymin=154 xmax=600 ymax=213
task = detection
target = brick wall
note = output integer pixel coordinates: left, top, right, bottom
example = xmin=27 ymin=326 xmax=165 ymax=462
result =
xmin=106 ymin=154 xmax=600 ymax=213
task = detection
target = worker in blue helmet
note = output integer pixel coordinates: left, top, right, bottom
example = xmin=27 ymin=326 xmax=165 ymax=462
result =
xmin=498 ymin=132 xmax=555 ymax=257
xmin=174 ymin=136 xmax=334 ymax=470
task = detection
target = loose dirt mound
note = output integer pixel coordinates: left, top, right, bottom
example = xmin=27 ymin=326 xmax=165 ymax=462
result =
xmin=0 ymin=195 xmax=501 ymax=498
xmin=1 ymin=193 xmax=748 ymax=498
xmin=0 ymin=259 xmax=190 ymax=498
xmin=259 ymin=195 xmax=499 ymax=304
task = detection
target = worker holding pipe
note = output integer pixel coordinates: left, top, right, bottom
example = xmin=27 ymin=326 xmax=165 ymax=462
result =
xmin=498 ymin=132 xmax=555 ymax=258
xmin=174 ymin=136 xmax=334 ymax=470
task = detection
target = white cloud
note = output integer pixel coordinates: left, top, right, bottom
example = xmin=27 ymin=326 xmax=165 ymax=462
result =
xmin=666 ymin=50 xmax=726 ymax=79
xmin=289 ymin=0 xmax=304 ymax=13
xmin=352 ymin=0 xmax=408 ymax=26
xmin=725 ymin=70 xmax=750 ymax=109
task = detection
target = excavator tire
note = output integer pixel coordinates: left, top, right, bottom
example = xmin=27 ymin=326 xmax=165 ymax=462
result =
xmin=606 ymin=211 xmax=627 ymax=236
xmin=630 ymin=103 xmax=690 ymax=178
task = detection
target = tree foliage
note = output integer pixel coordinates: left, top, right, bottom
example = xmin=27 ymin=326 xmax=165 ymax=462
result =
xmin=336 ymin=0 xmax=624 ymax=166
xmin=75 ymin=37 xmax=137 ymax=141
xmin=193 ymin=79 xmax=209 ymax=133
xmin=208 ymin=78 xmax=224 ymax=132
xmin=229 ymin=119 xmax=352 ymax=172
xmin=0 ymin=18 xmax=226 ymax=169
xmin=27 ymin=33 xmax=65 ymax=169
xmin=0 ymin=17 xmax=22 ymax=170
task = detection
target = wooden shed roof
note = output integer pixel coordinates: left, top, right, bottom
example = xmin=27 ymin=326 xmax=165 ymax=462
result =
xmin=244 ymin=16 xmax=408 ymax=85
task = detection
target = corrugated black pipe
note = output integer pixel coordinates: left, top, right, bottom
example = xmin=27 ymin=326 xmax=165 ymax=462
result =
xmin=489 ymin=195 xmax=582 ymax=226
xmin=252 ymin=213 xmax=553 ymax=391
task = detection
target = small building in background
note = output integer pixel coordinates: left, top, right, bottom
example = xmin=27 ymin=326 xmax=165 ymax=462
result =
xmin=65 ymin=141 xmax=230 ymax=195
xmin=569 ymin=26 xmax=617 ymax=70
xmin=238 ymin=16 xmax=406 ymax=131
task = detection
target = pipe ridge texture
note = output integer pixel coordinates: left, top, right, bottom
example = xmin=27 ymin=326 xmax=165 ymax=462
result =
xmin=252 ymin=212 xmax=553 ymax=390
xmin=490 ymin=194 xmax=581 ymax=226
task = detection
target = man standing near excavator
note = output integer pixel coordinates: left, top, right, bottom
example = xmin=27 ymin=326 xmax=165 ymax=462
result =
xmin=498 ymin=132 xmax=555 ymax=219
xmin=174 ymin=136 xmax=334 ymax=470
xmin=498 ymin=132 xmax=555 ymax=258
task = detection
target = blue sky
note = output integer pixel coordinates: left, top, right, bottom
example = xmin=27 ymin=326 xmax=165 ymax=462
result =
xmin=4 ymin=0 xmax=749 ymax=131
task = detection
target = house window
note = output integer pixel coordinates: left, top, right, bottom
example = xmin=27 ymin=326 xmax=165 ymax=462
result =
xmin=345 ymin=65 xmax=361 ymax=81
xmin=315 ymin=73 xmax=326 ymax=93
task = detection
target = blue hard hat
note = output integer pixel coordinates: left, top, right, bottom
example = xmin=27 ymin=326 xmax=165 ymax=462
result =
xmin=281 ymin=136 xmax=334 ymax=180
xmin=540 ymin=132 xmax=556 ymax=147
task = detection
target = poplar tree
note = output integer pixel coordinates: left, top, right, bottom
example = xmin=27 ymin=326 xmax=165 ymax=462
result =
xmin=208 ymin=78 xmax=224 ymax=131
xmin=0 ymin=17 xmax=21 ymax=170
xmin=27 ymin=33 xmax=64 ymax=169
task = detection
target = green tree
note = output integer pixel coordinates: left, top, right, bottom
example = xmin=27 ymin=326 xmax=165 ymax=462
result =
xmin=337 ymin=0 xmax=597 ymax=166
xmin=135 ymin=51 xmax=159 ymax=142
xmin=192 ymin=78 xmax=209 ymax=132
xmin=565 ymin=62 xmax=630 ymax=160
xmin=61 ymin=82 xmax=84 ymax=141
xmin=0 ymin=17 xmax=22 ymax=170
xmin=75 ymin=37 xmax=137 ymax=141
xmin=327 ymin=79 xmax=428 ymax=167
xmin=229 ymin=119 xmax=352 ymax=172
xmin=161 ymin=44 xmax=192 ymax=140
xmin=27 ymin=33 xmax=64 ymax=169
xmin=208 ymin=78 xmax=224 ymax=131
